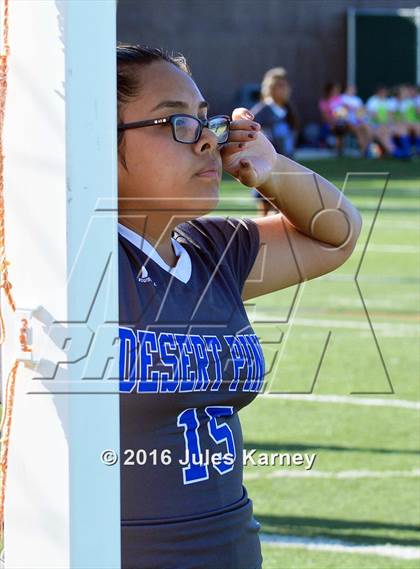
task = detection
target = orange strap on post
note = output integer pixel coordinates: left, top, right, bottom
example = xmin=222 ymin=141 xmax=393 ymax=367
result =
xmin=0 ymin=0 xmax=23 ymax=546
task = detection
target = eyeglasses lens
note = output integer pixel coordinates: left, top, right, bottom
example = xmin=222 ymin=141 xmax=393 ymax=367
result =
xmin=173 ymin=116 xmax=229 ymax=144
xmin=173 ymin=116 xmax=201 ymax=143
xmin=209 ymin=117 xmax=229 ymax=143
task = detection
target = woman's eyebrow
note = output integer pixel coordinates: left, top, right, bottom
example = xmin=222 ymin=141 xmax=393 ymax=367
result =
xmin=150 ymin=100 xmax=209 ymax=113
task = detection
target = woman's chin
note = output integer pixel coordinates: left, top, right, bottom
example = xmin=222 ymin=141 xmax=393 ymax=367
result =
xmin=187 ymin=183 xmax=220 ymax=210
xmin=195 ymin=196 xmax=220 ymax=216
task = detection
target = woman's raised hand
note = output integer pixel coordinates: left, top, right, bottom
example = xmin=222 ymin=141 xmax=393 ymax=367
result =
xmin=220 ymin=107 xmax=277 ymax=188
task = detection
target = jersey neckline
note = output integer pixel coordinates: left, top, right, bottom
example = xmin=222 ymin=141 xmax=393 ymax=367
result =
xmin=118 ymin=222 xmax=192 ymax=284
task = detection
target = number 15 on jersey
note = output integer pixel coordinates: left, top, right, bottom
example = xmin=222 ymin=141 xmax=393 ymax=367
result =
xmin=177 ymin=406 xmax=236 ymax=484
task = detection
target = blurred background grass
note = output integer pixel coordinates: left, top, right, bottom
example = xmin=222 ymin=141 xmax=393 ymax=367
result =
xmin=217 ymin=157 xmax=419 ymax=568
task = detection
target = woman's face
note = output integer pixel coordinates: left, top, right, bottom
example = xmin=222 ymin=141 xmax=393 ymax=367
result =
xmin=271 ymin=78 xmax=291 ymax=105
xmin=118 ymin=60 xmax=222 ymax=218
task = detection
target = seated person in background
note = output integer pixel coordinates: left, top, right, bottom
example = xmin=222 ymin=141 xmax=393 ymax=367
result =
xmin=319 ymin=82 xmax=373 ymax=157
xmin=319 ymin=81 xmax=347 ymax=152
xmin=365 ymin=85 xmax=390 ymax=125
xmin=250 ymin=67 xmax=298 ymax=158
xmin=414 ymin=85 xmax=420 ymax=153
xmin=341 ymin=85 xmax=395 ymax=157
xmin=390 ymin=85 xmax=420 ymax=154
xmin=367 ymin=85 xmax=412 ymax=158
xmin=340 ymin=85 xmax=366 ymax=124
xmin=250 ymin=67 xmax=299 ymax=216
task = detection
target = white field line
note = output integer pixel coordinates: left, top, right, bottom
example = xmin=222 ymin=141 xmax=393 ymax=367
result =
xmin=319 ymin=273 xmax=419 ymax=283
xmin=253 ymin=315 xmax=418 ymax=333
xmin=244 ymin=468 xmax=420 ymax=481
xmin=259 ymin=393 xmax=420 ymax=410
xmin=259 ymin=533 xmax=420 ymax=560
xmin=291 ymin=317 xmax=417 ymax=334
xmin=354 ymin=244 xmax=419 ymax=254
xmin=375 ymin=221 xmax=420 ymax=230
xmin=250 ymin=313 xmax=419 ymax=337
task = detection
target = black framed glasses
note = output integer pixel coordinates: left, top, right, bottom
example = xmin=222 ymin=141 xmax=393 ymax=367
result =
xmin=117 ymin=113 xmax=231 ymax=145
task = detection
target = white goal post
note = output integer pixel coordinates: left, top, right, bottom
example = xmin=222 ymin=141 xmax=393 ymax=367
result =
xmin=1 ymin=1 xmax=120 ymax=567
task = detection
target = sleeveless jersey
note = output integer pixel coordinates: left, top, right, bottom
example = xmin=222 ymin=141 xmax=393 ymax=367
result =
xmin=118 ymin=216 xmax=265 ymax=569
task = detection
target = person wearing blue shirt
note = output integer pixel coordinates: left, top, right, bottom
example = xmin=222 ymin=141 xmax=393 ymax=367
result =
xmin=116 ymin=44 xmax=362 ymax=569
xmin=250 ymin=68 xmax=299 ymax=215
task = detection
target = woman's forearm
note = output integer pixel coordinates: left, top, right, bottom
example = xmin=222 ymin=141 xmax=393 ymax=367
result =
xmin=256 ymin=154 xmax=363 ymax=247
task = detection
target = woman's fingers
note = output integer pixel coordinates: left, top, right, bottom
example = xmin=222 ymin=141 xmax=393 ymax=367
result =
xmin=231 ymin=107 xmax=254 ymax=121
xmin=229 ymin=104 xmax=259 ymax=130
xmin=227 ymin=129 xmax=259 ymax=143
xmin=236 ymin=160 xmax=258 ymax=187
xmin=229 ymin=119 xmax=261 ymax=132
xmin=220 ymin=141 xmax=248 ymax=156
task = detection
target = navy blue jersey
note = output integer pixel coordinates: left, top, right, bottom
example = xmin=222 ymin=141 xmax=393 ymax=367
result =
xmin=118 ymin=216 xmax=265 ymax=569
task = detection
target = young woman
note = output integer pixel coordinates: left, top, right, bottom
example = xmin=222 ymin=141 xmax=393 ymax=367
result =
xmin=250 ymin=67 xmax=299 ymax=216
xmin=117 ymin=44 xmax=362 ymax=569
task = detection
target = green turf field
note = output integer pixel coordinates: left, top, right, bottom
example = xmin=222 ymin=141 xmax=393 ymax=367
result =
xmin=0 ymin=157 xmax=418 ymax=566
xmin=216 ymin=157 xmax=419 ymax=568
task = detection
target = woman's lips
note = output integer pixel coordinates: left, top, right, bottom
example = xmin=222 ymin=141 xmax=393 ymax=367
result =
xmin=195 ymin=169 xmax=219 ymax=178
xmin=194 ymin=162 xmax=221 ymax=178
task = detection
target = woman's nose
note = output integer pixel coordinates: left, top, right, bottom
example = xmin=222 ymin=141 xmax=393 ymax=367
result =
xmin=193 ymin=126 xmax=219 ymax=153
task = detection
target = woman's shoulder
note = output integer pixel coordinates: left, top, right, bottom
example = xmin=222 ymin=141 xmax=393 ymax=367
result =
xmin=250 ymin=101 xmax=277 ymax=123
xmin=174 ymin=216 xmax=260 ymax=290
xmin=173 ymin=215 xmax=258 ymax=254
